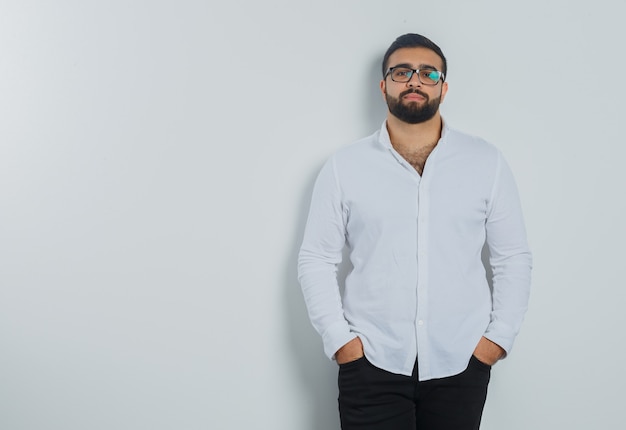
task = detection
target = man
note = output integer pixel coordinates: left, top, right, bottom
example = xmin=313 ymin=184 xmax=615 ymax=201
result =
xmin=297 ymin=33 xmax=532 ymax=430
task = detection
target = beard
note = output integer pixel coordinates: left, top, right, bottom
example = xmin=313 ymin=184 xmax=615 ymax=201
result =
xmin=386 ymin=88 xmax=441 ymax=124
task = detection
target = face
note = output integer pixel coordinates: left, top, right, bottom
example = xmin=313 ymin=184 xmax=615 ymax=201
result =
xmin=380 ymin=47 xmax=448 ymax=124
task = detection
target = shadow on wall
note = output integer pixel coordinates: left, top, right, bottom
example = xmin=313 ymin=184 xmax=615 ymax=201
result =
xmin=366 ymin=55 xmax=388 ymax=131
xmin=284 ymin=167 xmax=340 ymax=430
xmin=283 ymin=54 xmax=388 ymax=430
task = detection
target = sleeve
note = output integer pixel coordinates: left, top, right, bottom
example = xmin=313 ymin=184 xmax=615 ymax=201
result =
xmin=297 ymin=157 xmax=356 ymax=360
xmin=483 ymin=151 xmax=533 ymax=355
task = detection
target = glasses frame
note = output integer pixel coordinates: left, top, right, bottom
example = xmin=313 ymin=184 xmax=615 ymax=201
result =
xmin=385 ymin=66 xmax=445 ymax=86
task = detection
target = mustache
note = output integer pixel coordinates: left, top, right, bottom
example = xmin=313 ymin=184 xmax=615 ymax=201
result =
xmin=399 ymin=89 xmax=429 ymax=99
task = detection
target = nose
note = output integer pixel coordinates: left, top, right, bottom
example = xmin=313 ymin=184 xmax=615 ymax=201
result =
xmin=406 ymin=72 xmax=421 ymax=87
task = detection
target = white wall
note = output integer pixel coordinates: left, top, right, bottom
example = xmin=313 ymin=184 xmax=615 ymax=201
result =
xmin=1 ymin=1 xmax=624 ymax=429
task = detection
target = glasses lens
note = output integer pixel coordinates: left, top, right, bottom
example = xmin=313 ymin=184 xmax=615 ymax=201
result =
xmin=419 ymin=70 xmax=442 ymax=85
xmin=390 ymin=67 xmax=413 ymax=82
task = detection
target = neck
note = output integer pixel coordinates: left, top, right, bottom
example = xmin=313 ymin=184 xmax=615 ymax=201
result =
xmin=386 ymin=112 xmax=443 ymax=151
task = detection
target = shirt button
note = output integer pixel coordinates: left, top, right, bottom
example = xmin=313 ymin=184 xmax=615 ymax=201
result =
xmin=418 ymin=320 xmax=424 ymax=326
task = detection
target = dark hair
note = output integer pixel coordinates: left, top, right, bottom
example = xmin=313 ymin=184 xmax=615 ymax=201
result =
xmin=382 ymin=33 xmax=447 ymax=80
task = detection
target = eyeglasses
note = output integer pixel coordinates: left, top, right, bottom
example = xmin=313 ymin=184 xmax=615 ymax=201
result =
xmin=386 ymin=67 xmax=445 ymax=85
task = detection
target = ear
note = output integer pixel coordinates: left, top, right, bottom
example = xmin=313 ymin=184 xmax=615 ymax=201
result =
xmin=380 ymin=79 xmax=387 ymax=101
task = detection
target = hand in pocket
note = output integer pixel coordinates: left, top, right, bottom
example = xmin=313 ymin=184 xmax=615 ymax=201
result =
xmin=335 ymin=337 xmax=364 ymax=365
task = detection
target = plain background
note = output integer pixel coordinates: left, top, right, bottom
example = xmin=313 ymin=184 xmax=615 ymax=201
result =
xmin=1 ymin=1 xmax=625 ymax=429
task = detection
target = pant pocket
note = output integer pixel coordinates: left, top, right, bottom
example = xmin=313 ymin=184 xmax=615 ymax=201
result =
xmin=469 ymin=355 xmax=492 ymax=371
xmin=338 ymin=356 xmax=366 ymax=369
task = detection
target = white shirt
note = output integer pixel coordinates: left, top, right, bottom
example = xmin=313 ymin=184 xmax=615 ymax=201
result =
xmin=297 ymin=121 xmax=532 ymax=380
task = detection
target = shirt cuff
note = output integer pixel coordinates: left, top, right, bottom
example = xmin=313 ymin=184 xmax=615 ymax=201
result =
xmin=483 ymin=321 xmax=516 ymax=356
xmin=322 ymin=320 xmax=357 ymax=360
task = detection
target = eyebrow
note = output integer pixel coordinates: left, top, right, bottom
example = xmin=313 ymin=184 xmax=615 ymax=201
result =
xmin=390 ymin=63 xmax=440 ymax=71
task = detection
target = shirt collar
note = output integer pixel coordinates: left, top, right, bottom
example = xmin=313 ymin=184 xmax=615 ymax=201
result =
xmin=378 ymin=117 xmax=450 ymax=149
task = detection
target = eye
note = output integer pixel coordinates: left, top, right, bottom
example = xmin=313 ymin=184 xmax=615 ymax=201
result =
xmin=428 ymin=71 xmax=441 ymax=80
xmin=392 ymin=68 xmax=413 ymax=78
xmin=420 ymin=70 xmax=441 ymax=83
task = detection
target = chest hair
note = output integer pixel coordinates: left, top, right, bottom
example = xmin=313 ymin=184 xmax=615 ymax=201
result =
xmin=395 ymin=143 xmax=437 ymax=176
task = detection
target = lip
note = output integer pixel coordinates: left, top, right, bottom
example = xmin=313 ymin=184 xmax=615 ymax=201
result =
xmin=403 ymin=93 xmax=425 ymax=101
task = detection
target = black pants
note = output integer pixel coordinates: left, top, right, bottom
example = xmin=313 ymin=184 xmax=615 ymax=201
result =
xmin=338 ymin=356 xmax=490 ymax=430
